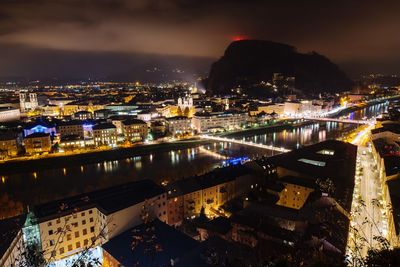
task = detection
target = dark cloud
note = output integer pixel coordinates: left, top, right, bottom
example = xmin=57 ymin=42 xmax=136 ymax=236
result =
xmin=0 ymin=0 xmax=399 ymax=79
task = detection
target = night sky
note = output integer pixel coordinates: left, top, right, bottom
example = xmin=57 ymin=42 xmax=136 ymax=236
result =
xmin=1 ymin=0 xmax=400 ymax=80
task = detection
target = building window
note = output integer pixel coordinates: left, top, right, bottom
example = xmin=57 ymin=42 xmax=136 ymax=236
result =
xmin=84 ymin=239 xmax=89 ymax=246
xmin=83 ymin=229 xmax=87 ymax=235
xmin=89 ymin=217 xmax=94 ymax=223
xmin=59 ymin=247 xmax=64 ymax=254
xmin=76 ymin=241 xmax=81 ymax=248
xmin=82 ymin=219 xmax=86 ymax=225
xmin=67 ymin=234 xmax=71 ymax=241
xmin=47 ymin=222 xmax=52 ymax=227
xmin=75 ymin=231 xmax=79 ymax=238
xmin=48 ymin=230 xmax=53 ymax=235
xmin=81 ymin=212 xmax=85 ymax=217
xmin=90 ymin=226 xmax=95 ymax=233
xmin=68 ymin=245 xmax=73 ymax=251
xmin=49 ymin=240 xmax=55 ymax=246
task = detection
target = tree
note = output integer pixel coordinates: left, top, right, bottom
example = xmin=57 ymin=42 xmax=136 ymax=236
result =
xmin=7 ymin=205 xmax=109 ymax=267
xmin=130 ymin=202 xmax=162 ymax=267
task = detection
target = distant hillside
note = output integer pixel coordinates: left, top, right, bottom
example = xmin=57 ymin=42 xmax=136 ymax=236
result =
xmin=206 ymin=40 xmax=353 ymax=96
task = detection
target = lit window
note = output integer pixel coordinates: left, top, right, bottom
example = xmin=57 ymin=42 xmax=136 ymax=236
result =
xmin=317 ymin=149 xmax=335 ymax=156
xmin=298 ymin=158 xmax=326 ymax=167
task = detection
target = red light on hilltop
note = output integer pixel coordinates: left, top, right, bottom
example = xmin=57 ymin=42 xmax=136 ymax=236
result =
xmin=232 ymin=35 xmax=248 ymax=41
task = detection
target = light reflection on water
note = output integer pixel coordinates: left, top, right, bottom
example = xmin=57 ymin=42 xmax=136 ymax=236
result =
xmin=0 ymin=102 xmax=389 ymax=206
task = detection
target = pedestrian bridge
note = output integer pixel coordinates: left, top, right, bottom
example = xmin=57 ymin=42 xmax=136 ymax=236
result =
xmin=301 ymin=117 xmax=373 ymax=125
xmin=199 ymin=135 xmax=291 ymax=153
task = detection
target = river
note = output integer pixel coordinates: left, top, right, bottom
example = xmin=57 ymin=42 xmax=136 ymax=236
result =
xmin=0 ymin=102 xmax=388 ymax=207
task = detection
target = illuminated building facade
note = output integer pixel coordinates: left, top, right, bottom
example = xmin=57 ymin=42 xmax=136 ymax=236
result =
xmin=192 ymin=111 xmax=249 ymax=133
xmin=23 ymin=123 xmax=56 ymax=137
xmin=57 ymin=121 xmax=84 ymax=138
xmin=73 ymin=110 xmax=93 ymax=120
xmin=166 ymin=165 xmax=254 ymax=226
xmin=371 ymin=125 xmax=400 ymax=247
xmin=165 ymin=116 xmax=192 ymax=135
xmin=0 ymin=133 xmax=18 ymax=158
xmin=0 ymin=180 xmax=167 ymax=265
xmin=122 ymin=119 xmax=148 ymax=142
xmin=93 ymin=123 xmax=117 ymax=147
xmin=24 ymin=132 xmax=52 ymax=154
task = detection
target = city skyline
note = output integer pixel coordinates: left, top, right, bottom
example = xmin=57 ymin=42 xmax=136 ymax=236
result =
xmin=1 ymin=1 xmax=400 ymax=266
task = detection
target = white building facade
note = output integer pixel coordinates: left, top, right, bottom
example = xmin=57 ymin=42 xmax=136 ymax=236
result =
xmin=192 ymin=111 xmax=249 ymax=133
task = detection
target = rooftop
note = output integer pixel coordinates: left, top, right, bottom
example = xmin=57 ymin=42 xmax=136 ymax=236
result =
xmin=122 ymin=119 xmax=147 ymax=126
xmin=24 ymin=121 xmax=55 ymax=130
xmin=92 ymin=123 xmax=116 ymax=130
xmin=24 ymin=132 xmax=50 ymax=138
xmin=166 ymin=165 xmax=251 ymax=198
xmin=387 ymin=179 xmax=400 ymax=235
xmin=166 ymin=116 xmax=190 ymax=121
xmin=74 ymin=110 xmax=92 ymax=115
xmin=384 ymin=155 xmax=400 ymax=177
xmin=0 ymin=131 xmax=18 ymax=141
xmin=102 ymin=219 xmax=198 ymax=266
xmin=0 ymin=214 xmax=26 ymax=259
xmin=279 ymin=175 xmax=317 ymax=189
xmin=371 ymin=123 xmax=400 ymax=135
xmin=33 ymin=179 xmax=165 ymax=222
xmin=264 ymin=140 xmax=357 ymax=211
xmin=57 ymin=120 xmax=84 ymax=127
xmin=176 ymin=236 xmax=258 ymax=267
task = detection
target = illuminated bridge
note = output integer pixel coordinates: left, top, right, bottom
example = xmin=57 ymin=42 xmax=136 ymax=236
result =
xmin=301 ymin=117 xmax=373 ymax=125
xmin=199 ymin=135 xmax=291 ymax=153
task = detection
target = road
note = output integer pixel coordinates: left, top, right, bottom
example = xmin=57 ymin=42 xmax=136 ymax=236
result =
xmin=346 ymin=127 xmax=388 ymax=263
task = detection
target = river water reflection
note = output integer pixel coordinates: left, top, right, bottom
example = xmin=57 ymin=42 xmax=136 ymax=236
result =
xmin=0 ymin=102 xmax=388 ymax=206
